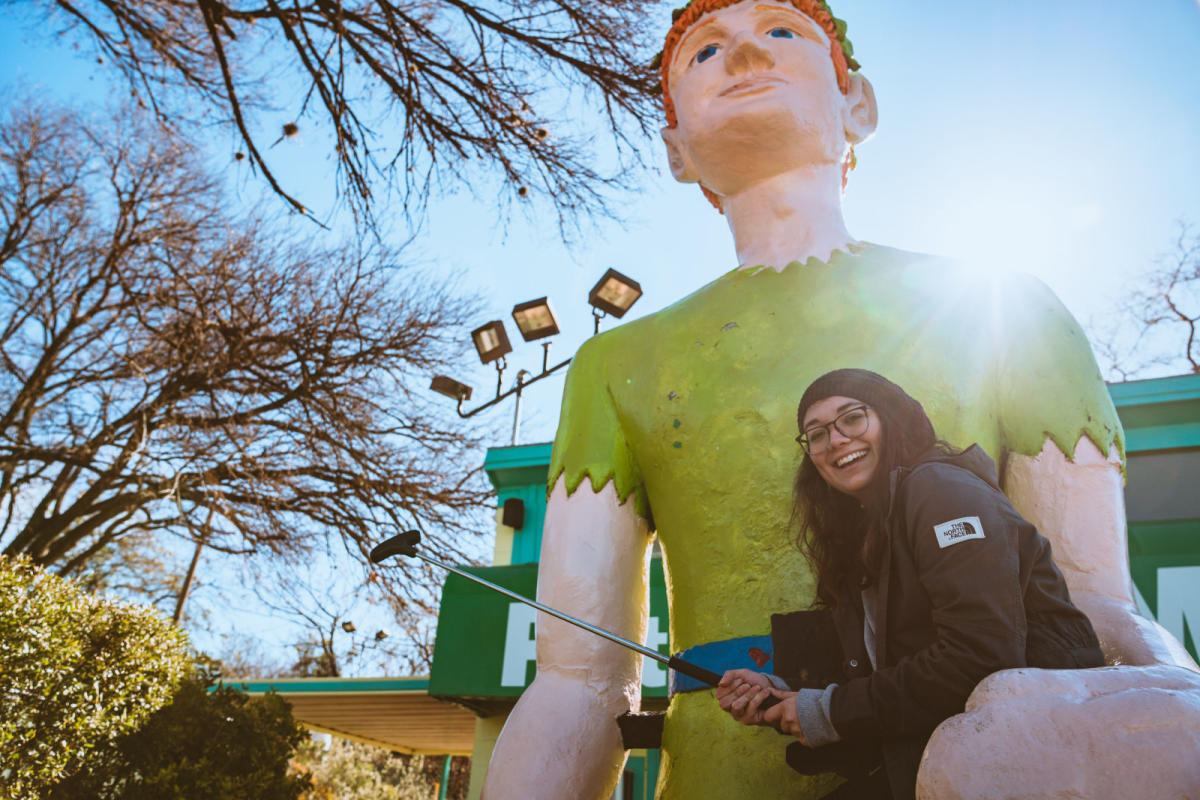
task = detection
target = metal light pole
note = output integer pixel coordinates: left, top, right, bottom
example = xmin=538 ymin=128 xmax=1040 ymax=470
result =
xmin=511 ymin=370 xmax=530 ymax=445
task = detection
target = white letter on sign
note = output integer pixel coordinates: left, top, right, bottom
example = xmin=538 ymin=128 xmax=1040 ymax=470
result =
xmin=1157 ymin=566 xmax=1200 ymax=647
xmin=642 ymin=615 xmax=668 ymax=688
xmin=501 ymin=603 xmax=538 ymax=687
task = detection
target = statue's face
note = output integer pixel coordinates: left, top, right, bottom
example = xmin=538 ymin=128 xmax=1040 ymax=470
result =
xmin=663 ymin=0 xmax=851 ymax=194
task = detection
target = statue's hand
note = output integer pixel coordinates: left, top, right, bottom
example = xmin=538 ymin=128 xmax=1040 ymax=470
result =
xmin=918 ymin=665 xmax=1200 ymax=800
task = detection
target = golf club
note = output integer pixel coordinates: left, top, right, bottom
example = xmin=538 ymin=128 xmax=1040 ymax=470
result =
xmin=369 ymin=529 xmax=781 ymax=710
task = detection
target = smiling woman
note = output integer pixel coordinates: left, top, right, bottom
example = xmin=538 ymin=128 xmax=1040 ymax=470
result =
xmin=717 ymin=368 xmax=1105 ymax=800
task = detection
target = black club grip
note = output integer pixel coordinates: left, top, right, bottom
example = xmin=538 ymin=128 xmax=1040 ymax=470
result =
xmin=667 ymin=656 xmax=782 ymax=710
xmin=666 ymin=655 xmax=721 ymax=687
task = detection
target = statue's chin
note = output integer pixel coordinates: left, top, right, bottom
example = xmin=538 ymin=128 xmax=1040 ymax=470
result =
xmin=684 ymin=108 xmax=842 ymax=195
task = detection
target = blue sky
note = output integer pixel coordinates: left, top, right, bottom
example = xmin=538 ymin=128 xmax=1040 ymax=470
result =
xmin=414 ymin=0 xmax=1200 ymax=443
xmin=4 ymin=1 xmax=1198 ymax=445
xmin=2 ymin=0 xmax=1198 ymax=668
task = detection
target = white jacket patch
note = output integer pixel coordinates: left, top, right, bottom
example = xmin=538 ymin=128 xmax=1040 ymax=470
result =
xmin=933 ymin=516 xmax=985 ymax=549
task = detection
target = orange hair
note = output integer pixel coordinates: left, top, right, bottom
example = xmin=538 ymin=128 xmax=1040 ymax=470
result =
xmin=659 ymin=0 xmax=856 ymax=208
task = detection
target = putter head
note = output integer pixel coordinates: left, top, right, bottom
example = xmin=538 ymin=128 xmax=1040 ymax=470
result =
xmin=369 ymin=530 xmax=421 ymax=563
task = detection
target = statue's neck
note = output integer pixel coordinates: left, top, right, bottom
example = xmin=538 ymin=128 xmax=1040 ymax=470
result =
xmin=721 ymin=165 xmax=856 ymax=271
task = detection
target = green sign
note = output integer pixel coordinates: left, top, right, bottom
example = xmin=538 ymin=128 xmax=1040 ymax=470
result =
xmin=1129 ymin=519 xmax=1200 ymax=661
xmin=430 ymin=561 xmax=670 ymax=698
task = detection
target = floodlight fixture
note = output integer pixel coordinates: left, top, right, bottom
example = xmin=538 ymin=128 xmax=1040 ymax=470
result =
xmin=511 ymin=297 xmax=561 ymax=342
xmin=588 ymin=268 xmax=642 ymax=319
xmin=440 ymin=274 xmax=642 ymax=422
xmin=430 ymin=375 xmax=473 ymax=402
xmin=471 ymin=320 xmax=513 ymax=365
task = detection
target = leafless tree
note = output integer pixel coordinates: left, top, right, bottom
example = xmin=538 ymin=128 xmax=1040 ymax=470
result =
xmin=0 ymin=100 xmax=493 ymax=614
xmin=72 ymin=530 xmax=187 ymax=608
xmin=1090 ymin=223 xmax=1200 ymax=381
xmin=209 ymin=631 xmax=288 ymax=678
xmin=236 ymin=556 xmax=428 ymax=676
xmin=15 ymin=0 xmax=661 ymax=229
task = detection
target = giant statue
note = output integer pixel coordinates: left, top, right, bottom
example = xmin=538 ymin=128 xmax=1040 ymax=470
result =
xmin=482 ymin=1 xmax=1200 ymax=798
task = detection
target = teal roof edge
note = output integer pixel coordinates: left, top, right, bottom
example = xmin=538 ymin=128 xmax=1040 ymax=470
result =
xmin=484 ymin=442 xmax=553 ymax=472
xmin=217 ymin=676 xmax=430 ymax=694
xmin=485 ymin=442 xmax=553 ymax=491
xmin=1109 ymin=373 xmax=1200 ymax=407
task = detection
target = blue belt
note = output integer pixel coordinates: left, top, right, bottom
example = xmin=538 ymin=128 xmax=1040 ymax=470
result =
xmin=669 ymin=635 xmax=774 ymax=695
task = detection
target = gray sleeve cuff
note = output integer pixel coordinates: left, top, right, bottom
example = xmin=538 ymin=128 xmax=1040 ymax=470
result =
xmin=765 ymin=673 xmax=791 ymax=691
xmin=794 ymin=685 xmax=841 ymax=746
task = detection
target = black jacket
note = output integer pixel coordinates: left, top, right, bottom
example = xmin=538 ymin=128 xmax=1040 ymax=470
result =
xmin=773 ymin=445 xmax=1104 ymax=800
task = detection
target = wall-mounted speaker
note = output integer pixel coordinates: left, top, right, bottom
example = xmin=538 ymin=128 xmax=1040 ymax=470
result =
xmin=501 ymin=497 xmax=525 ymax=530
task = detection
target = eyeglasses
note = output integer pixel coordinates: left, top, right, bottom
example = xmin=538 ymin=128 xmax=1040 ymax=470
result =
xmin=796 ymin=405 xmax=872 ymax=454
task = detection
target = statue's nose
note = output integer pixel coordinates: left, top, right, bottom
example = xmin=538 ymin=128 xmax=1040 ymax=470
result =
xmin=725 ymin=31 xmax=775 ymax=74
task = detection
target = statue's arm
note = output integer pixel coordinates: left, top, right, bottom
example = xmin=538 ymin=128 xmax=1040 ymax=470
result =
xmin=481 ymin=476 xmax=653 ymax=800
xmin=1003 ymin=436 xmax=1197 ymax=670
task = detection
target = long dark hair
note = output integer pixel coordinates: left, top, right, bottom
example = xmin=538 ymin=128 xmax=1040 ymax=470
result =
xmin=792 ymin=372 xmax=955 ymax=607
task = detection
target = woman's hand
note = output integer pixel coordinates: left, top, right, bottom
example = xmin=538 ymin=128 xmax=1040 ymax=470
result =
xmin=715 ymin=669 xmax=809 ymax=745
xmin=762 ymin=690 xmax=809 ymax=745
xmin=716 ymin=669 xmax=773 ymax=724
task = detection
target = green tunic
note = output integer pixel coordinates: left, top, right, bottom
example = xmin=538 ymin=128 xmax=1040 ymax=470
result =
xmin=548 ymin=244 xmax=1122 ymax=799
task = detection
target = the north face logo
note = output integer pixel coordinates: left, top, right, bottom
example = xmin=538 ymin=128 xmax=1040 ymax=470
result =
xmin=933 ymin=516 xmax=985 ymax=549
xmin=944 ymin=521 xmax=975 ymax=539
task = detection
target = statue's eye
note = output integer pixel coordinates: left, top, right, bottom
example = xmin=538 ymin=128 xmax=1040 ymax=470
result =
xmin=695 ymin=44 xmax=719 ymax=63
xmin=768 ymin=27 xmax=795 ymax=39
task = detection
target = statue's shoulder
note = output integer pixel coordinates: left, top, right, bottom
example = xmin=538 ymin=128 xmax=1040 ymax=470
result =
xmin=855 ymin=243 xmax=958 ymax=274
xmin=859 ymin=244 xmax=1065 ymax=304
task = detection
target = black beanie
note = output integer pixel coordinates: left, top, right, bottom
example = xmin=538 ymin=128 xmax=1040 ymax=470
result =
xmin=797 ymin=368 xmax=931 ymax=439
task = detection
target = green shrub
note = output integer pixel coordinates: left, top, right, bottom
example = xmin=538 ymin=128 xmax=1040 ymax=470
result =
xmin=50 ymin=661 xmax=312 ymax=800
xmin=0 ymin=556 xmax=190 ymax=798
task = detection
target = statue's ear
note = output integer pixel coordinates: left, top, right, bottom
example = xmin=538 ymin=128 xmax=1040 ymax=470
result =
xmin=660 ymin=125 xmax=700 ymax=183
xmin=843 ymin=73 xmax=878 ymax=145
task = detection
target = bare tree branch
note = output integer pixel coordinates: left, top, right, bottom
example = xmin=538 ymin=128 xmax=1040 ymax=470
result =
xmin=19 ymin=0 xmax=662 ymax=231
xmin=0 ymin=99 xmax=494 ymax=624
xmin=1088 ymin=222 xmax=1200 ymax=380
